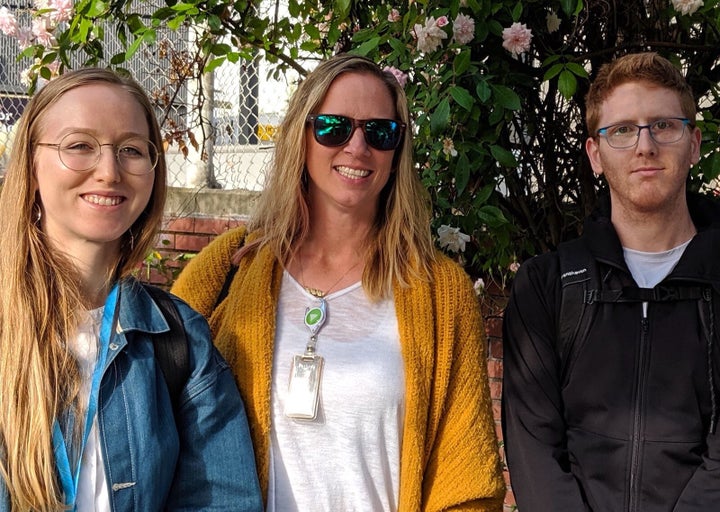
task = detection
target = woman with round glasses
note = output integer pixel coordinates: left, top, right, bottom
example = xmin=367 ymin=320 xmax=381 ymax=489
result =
xmin=0 ymin=68 xmax=262 ymax=511
xmin=173 ymin=54 xmax=505 ymax=510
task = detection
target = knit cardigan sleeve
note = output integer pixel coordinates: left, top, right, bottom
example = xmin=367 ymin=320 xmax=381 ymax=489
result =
xmin=395 ymin=256 xmax=505 ymax=511
xmin=171 ymin=225 xmax=248 ymax=319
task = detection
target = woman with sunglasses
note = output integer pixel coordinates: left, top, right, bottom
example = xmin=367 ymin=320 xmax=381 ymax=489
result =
xmin=173 ymin=54 xmax=505 ymax=511
xmin=0 ymin=68 xmax=262 ymax=511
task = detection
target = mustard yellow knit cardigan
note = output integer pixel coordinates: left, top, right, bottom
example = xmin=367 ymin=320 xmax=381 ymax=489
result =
xmin=172 ymin=227 xmax=505 ymax=511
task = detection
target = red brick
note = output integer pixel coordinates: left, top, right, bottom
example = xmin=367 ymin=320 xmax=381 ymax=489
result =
xmin=138 ymin=266 xmax=172 ymax=286
xmin=175 ymin=234 xmax=211 ymax=252
xmin=156 ymin=232 xmax=175 ymax=250
xmin=489 ymin=338 xmax=503 ymax=359
xmin=227 ymin=218 xmax=246 ymax=230
xmin=504 ymin=489 xmax=516 ymax=506
xmin=489 ymin=379 xmax=503 ymax=400
xmin=485 ymin=316 xmax=504 ymax=338
xmin=194 ymin=217 xmax=230 ymax=235
xmin=165 ymin=216 xmax=195 ymax=232
xmin=492 ymin=398 xmax=502 ymax=420
xmin=487 ymin=359 xmax=503 ymax=379
xmin=495 ymin=423 xmax=504 ymax=444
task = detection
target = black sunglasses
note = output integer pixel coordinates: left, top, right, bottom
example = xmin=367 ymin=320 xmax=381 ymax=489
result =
xmin=306 ymin=114 xmax=406 ymax=151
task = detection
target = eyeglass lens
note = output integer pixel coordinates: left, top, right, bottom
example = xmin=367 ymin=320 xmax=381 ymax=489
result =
xmin=601 ymin=118 xmax=689 ymax=148
xmin=310 ymin=114 xmax=403 ymax=151
xmin=56 ymin=132 xmax=158 ymax=175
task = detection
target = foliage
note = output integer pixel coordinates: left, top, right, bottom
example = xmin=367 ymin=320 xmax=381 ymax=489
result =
xmin=137 ymin=239 xmax=195 ymax=286
xmin=8 ymin=0 xmax=720 ymax=279
xmin=342 ymin=0 xmax=720 ymax=277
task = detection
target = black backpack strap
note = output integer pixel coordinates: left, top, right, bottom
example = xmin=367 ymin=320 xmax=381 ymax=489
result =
xmin=698 ymin=287 xmax=718 ymax=433
xmin=144 ymin=284 xmax=190 ymax=415
xmin=557 ymin=237 xmax=600 ymax=378
xmin=213 ymin=264 xmax=239 ymax=310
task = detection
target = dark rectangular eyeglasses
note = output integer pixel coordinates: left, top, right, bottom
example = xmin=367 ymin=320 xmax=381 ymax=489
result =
xmin=596 ymin=117 xmax=692 ymax=149
xmin=306 ymin=114 xmax=406 ymax=151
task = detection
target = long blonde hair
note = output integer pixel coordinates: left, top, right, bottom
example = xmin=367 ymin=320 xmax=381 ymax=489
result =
xmin=0 ymin=68 xmax=166 ymax=511
xmin=244 ymin=54 xmax=435 ymax=300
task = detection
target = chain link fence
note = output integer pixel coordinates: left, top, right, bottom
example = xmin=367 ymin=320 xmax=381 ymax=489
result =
xmin=0 ymin=1 xmax=298 ymax=192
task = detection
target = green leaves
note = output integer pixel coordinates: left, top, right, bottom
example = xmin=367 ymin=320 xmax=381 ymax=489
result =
xmin=28 ymin=0 xmax=719 ymax=282
xmin=430 ymin=97 xmax=451 ymax=134
xmin=450 ymin=86 xmax=474 ymax=111
xmin=492 ymin=85 xmax=521 ymax=110
xmin=543 ymin=59 xmax=588 ymax=98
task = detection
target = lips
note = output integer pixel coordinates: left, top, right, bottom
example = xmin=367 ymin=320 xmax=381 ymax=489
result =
xmin=335 ymin=165 xmax=371 ymax=179
xmin=82 ymin=194 xmax=124 ymax=206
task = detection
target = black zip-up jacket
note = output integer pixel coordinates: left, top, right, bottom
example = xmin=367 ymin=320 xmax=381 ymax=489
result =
xmin=502 ymin=193 xmax=720 ymax=511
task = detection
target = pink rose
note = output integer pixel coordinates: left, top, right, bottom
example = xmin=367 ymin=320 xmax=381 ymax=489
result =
xmin=32 ymin=17 xmax=56 ymax=47
xmin=502 ymin=22 xmax=533 ymax=57
xmin=0 ymin=7 xmax=18 ymax=37
xmin=414 ymin=16 xmax=448 ymax=53
xmin=49 ymin=0 xmax=73 ymax=23
xmin=383 ymin=66 xmax=408 ymax=88
xmin=16 ymin=26 xmax=34 ymax=49
xmin=452 ymin=13 xmax=475 ymax=45
xmin=387 ymin=8 xmax=401 ymax=22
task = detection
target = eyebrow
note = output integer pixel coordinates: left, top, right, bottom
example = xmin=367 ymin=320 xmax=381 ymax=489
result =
xmin=602 ymin=116 xmax=686 ymax=125
xmin=50 ymin=129 xmax=150 ymax=140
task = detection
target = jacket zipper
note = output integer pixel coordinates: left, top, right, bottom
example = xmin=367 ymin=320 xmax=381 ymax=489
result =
xmin=628 ymin=312 xmax=650 ymax=512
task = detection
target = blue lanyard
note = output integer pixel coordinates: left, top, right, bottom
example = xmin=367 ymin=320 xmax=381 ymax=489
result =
xmin=52 ymin=283 xmax=119 ymax=508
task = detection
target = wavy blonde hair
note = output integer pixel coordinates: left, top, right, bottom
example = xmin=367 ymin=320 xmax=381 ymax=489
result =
xmin=242 ymin=54 xmax=435 ymax=300
xmin=0 ymin=68 xmax=166 ymax=510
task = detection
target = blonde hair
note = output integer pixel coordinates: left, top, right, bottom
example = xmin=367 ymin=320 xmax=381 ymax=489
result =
xmin=0 ymin=67 xmax=166 ymax=510
xmin=243 ymin=54 xmax=435 ymax=300
xmin=586 ymin=52 xmax=697 ymax=135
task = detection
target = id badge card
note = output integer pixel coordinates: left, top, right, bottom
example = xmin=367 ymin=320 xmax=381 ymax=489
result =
xmin=285 ymin=354 xmax=324 ymax=420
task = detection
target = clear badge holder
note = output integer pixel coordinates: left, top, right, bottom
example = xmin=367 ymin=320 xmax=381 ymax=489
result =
xmin=285 ymin=299 xmax=327 ymax=420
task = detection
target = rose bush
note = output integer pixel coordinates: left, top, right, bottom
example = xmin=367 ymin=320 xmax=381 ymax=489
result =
xmin=346 ymin=0 xmax=720 ymax=278
xmin=7 ymin=0 xmax=720 ymax=279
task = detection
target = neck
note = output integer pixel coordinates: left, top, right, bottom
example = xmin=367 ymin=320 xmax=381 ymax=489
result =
xmin=308 ymin=208 xmax=374 ymax=251
xmin=51 ymin=238 xmax=120 ymax=307
xmin=612 ymin=202 xmax=696 ymax=252
xmin=290 ymin=212 xmax=370 ymax=297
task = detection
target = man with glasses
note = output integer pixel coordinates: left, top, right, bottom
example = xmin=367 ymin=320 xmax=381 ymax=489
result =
xmin=503 ymin=52 xmax=720 ymax=511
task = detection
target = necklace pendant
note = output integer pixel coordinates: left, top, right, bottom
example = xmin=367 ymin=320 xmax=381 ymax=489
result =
xmin=306 ymin=287 xmax=325 ymax=298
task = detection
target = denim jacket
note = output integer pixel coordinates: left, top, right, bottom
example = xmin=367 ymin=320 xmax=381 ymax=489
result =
xmin=0 ymin=278 xmax=263 ymax=511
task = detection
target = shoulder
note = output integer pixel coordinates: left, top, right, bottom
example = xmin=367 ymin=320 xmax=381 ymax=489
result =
xmin=143 ymin=286 xmax=225 ymax=380
xmin=196 ymin=224 xmax=249 ymax=263
xmin=127 ymin=280 xmax=209 ymax=334
xmin=428 ymin=252 xmax=475 ymax=291
xmin=512 ymin=251 xmax=561 ymax=291
xmin=414 ymin=254 xmax=481 ymax=324
xmin=172 ymin=225 xmax=250 ymax=316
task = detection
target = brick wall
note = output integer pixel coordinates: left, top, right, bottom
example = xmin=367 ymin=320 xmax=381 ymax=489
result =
xmin=481 ymin=284 xmax=515 ymax=511
xmin=152 ymin=213 xmax=516 ymax=510
xmin=142 ymin=214 xmax=247 ymax=287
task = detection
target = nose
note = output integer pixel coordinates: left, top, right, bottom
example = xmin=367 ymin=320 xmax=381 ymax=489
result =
xmin=93 ymin=144 xmax=122 ymax=182
xmin=343 ymin=125 xmax=370 ymax=155
xmin=635 ymin=125 xmax=657 ymax=155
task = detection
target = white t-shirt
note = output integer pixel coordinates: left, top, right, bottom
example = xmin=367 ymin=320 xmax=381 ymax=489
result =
xmin=69 ymin=307 xmax=111 ymax=512
xmin=266 ymin=271 xmax=404 ymax=512
xmin=623 ymin=239 xmax=691 ymax=289
xmin=623 ymin=239 xmax=691 ymax=316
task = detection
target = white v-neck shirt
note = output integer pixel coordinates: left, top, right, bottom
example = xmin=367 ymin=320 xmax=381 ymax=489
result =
xmin=267 ymin=271 xmax=404 ymax=512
